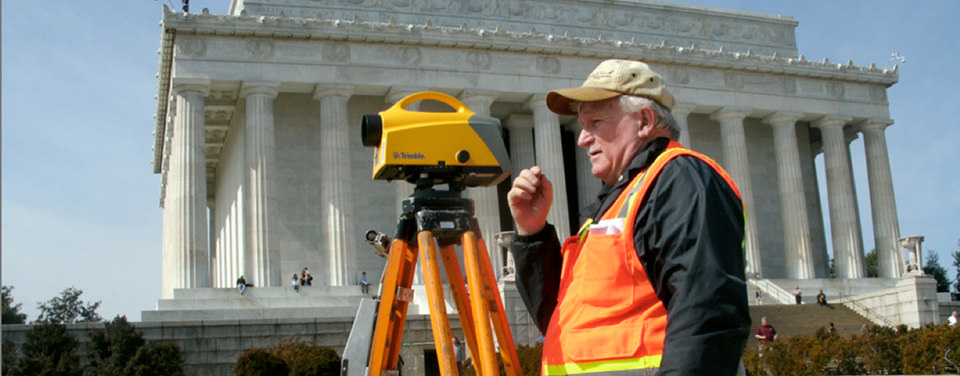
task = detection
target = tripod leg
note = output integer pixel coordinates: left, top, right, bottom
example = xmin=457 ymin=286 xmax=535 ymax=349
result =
xmin=463 ymin=231 xmax=498 ymax=376
xmin=419 ymin=231 xmax=459 ymax=376
xmin=475 ymin=236 xmax=522 ymax=376
xmin=438 ymin=244 xmax=480 ymax=374
xmin=368 ymin=238 xmax=418 ymax=376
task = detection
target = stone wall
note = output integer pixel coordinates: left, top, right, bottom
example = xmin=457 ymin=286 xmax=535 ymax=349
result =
xmin=836 ymin=275 xmax=940 ymax=328
xmin=2 ymin=315 xmax=466 ymax=376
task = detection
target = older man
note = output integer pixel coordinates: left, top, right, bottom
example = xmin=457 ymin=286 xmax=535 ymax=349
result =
xmin=508 ymin=59 xmax=750 ymax=375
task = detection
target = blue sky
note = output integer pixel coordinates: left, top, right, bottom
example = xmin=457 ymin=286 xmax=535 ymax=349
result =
xmin=2 ymin=1 xmax=958 ymax=321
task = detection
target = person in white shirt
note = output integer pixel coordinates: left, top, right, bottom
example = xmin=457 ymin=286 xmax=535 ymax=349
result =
xmin=948 ymin=311 xmax=957 ymax=326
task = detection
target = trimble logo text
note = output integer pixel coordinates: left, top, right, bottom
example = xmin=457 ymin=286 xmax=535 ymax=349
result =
xmin=394 ymin=152 xmax=425 ymax=159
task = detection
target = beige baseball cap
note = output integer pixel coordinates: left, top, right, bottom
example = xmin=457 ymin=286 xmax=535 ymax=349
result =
xmin=546 ymin=59 xmax=674 ymax=115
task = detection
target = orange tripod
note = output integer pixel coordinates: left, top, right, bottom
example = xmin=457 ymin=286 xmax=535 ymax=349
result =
xmin=344 ymin=177 xmax=521 ymax=376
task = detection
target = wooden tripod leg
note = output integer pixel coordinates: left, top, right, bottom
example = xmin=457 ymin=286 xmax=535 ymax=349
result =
xmin=438 ymin=244 xmax=480 ymax=374
xmin=419 ymin=231 xmax=459 ymax=376
xmin=368 ymin=238 xmax=418 ymax=376
xmin=476 ymin=237 xmax=522 ymax=376
xmin=463 ymin=231 xmax=498 ymax=376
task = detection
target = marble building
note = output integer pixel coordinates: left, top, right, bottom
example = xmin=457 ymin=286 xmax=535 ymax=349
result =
xmin=153 ymin=0 xmax=905 ymax=302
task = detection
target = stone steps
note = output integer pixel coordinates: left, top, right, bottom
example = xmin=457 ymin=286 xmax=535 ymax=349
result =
xmin=747 ymin=304 xmax=873 ymax=346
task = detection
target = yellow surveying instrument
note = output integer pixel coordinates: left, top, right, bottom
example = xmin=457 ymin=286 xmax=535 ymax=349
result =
xmin=360 ymin=91 xmax=511 ymax=187
xmin=342 ymin=92 xmax=521 ymax=376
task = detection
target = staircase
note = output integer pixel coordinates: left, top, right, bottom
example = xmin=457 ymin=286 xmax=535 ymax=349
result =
xmin=142 ymin=285 xmax=385 ymax=321
xmin=747 ymin=304 xmax=874 ymax=346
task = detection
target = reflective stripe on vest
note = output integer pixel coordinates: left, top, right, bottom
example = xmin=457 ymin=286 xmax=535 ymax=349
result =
xmin=543 ymin=355 xmax=662 ymax=376
xmin=541 ymin=142 xmax=742 ymax=376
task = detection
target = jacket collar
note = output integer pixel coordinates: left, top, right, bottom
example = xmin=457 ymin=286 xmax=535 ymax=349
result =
xmin=582 ymin=137 xmax=671 ymax=222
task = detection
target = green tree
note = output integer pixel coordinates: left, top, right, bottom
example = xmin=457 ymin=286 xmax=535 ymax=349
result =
xmin=923 ymin=251 xmax=951 ymax=292
xmin=3 ymin=339 xmax=17 ymax=376
xmin=36 ymin=287 xmax=101 ymax=324
xmin=2 ymin=285 xmax=27 ymax=324
xmin=84 ymin=315 xmax=146 ymax=375
xmin=864 ymin=249 xmax=879 ymax=278
xmin=8 ymin=321 xmax=81 ymax=376
xmin=952 ymin=239 xmax=960 ymax=293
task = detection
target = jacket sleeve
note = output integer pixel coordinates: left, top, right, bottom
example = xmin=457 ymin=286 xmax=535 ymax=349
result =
xmin=509 ymin=223 xmax=562 ymax=335
xmin=633 ymin=156 xmax=750 ymax=375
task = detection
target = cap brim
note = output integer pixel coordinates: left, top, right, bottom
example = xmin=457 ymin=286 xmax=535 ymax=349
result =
xmin=546 ymin=87 xmax=622 ymax=115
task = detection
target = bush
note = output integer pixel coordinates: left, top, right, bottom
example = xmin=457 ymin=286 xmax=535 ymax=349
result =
xmin=236 ymin=348 xmax=289 ymax=376
xmin=123 ymin=343 xmax=185 ymax=376
xmin=744 ymin=323 xmax=960 ymax=375
xmin=268 ymin=338 xmax=340 ymax=376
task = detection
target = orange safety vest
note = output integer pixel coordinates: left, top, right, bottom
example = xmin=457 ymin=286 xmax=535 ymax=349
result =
xmin=541 ymin=142 xmax=742 ymax=376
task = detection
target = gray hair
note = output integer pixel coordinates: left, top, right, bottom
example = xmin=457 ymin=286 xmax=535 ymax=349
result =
xmin=618 ymin=95 xmax=680 ymax=140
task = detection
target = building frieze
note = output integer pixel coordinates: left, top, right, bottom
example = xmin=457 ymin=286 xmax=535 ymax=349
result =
xmin=233 ymin=0 xmax=799 ymax=56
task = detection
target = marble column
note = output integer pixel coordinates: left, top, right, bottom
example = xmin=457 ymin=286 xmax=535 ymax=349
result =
xmin=503 ymin=114 xmax=536 ymax=280
xmin=672 ymin=103 xmax=695 ymax=147
xmin=570 ymin=120 xmax=601 ymax=219
xmin=241 ymin=81 xmax=281 ymax=288
xmin=710 ymin=107 xmax=760 ymax=277
xmin=504 ymin=114 xmax=536 ymax=176
xmin=163 ymin=78 xmax=211 ymax=299
xmin=315 ymin=84 xmax=359 ymax=286
xmin=814 ymin=115 xmax=864 ymax=278
xmin=208 ymin=200 xmax=217 ymax=286
xmin=461 ymin=90 xmax=503 ymax=279
xmin=862 ymin=119 xmax=903 ymax=278
xmin=764 ymin=112 xmax=815 ymax=279
xmin=529 ymin=94 xmax=571 ymax=239
xmin=385 ymin=87 xmax=427 ymax=220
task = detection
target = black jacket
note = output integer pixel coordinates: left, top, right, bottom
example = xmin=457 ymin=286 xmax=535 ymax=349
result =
xmin=510 ymin=138 xmax=750 ymax=375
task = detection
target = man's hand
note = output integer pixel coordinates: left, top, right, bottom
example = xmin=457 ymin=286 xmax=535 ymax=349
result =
xmin=507 ymin=166 xmax=553 ymax=235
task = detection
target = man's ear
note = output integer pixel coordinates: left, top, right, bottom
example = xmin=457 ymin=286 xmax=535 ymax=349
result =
xmin=635 ymin=105 xmax=657 ymax=136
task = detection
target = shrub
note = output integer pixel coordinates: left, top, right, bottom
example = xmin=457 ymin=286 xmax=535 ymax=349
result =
xmin=268 ymin=337 xmax=341 ymax=376
xmin=124 ymin=343 xmax=185 ymax=376
xmin=236 ymin=348 xmax=289 ymax=376
xmin=743 ymin=322 xmax=960 ymax=375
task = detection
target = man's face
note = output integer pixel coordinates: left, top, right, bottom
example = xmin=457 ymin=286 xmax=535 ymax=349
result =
xmin=577 ymin=98 xmax=644 ymax=185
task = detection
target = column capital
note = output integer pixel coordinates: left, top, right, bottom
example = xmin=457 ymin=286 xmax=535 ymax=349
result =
xmin=459 ymin=89 xmax=498 ymax=108
xmin=385 ymin=86 xmax=429 ymax=104
xmin=172 ymin=77 xmax=211 ymax=96
xmin=709 ymin=106 xmax=751 ymax=122
xmin=812 ymin=114 xmax=853 ymax=129
xmin=503 ymin=114 xmax=533 ymax=129
xmin=240 ymin=81 xmax=281 ymax=98
xmin=763 ymin=111 xmax=804 ymax=127
xmin=844 ymin=131 xmax=860 ymax=144
xmin=313 ymin=84 xmax=355 ymax=101
xmin=525 ymin=93 xmax=549 ymax=110
xmin=861 ymin=118 xmax=895 ymax=132
xmin=670 ymin=103 xmax=696 ymax=116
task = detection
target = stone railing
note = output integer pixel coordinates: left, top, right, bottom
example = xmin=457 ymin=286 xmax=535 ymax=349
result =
xmin=749 ymin=278 xmax=794 ymax=305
